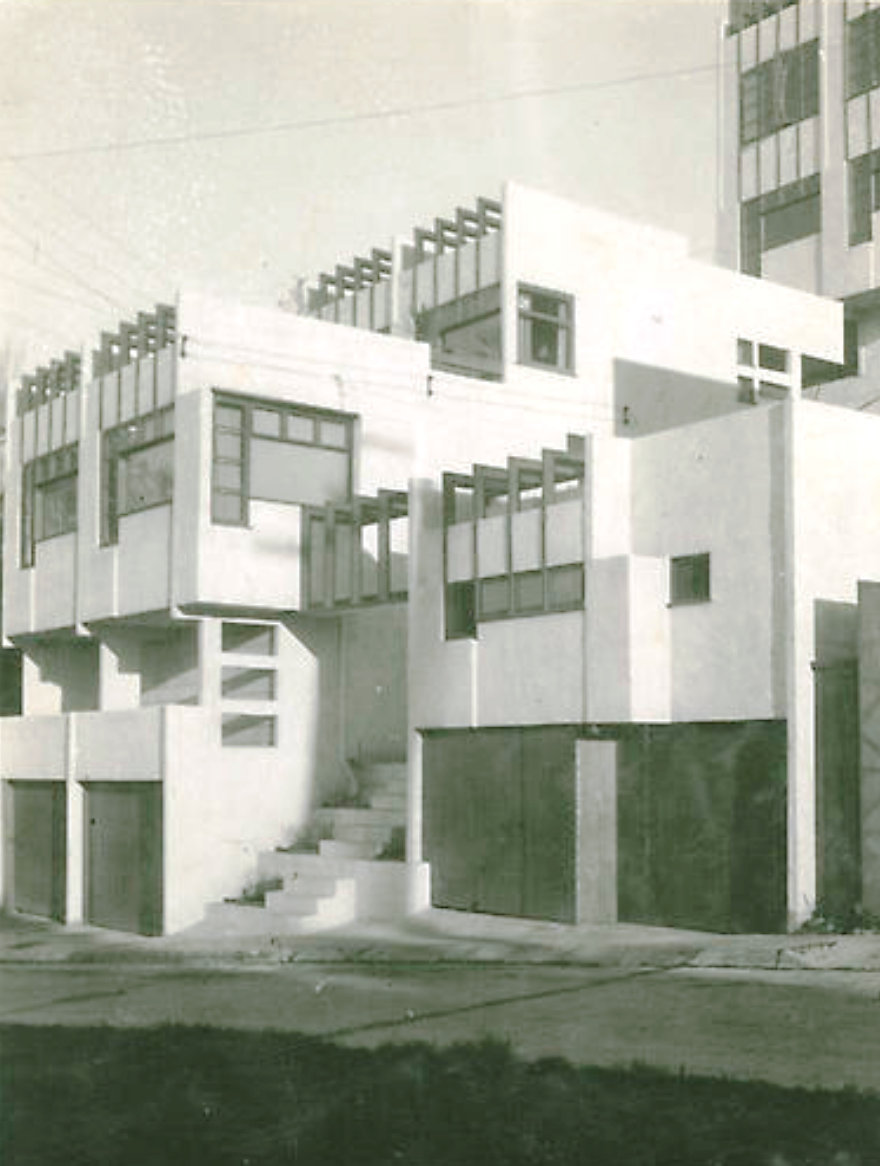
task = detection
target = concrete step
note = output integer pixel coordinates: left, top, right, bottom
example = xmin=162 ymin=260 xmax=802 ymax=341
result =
xmin=319 ymin=838 xmax=379 ymax=860
xmin=369 ymin=791 xmax=407 ymax=811
xmin=201 ymin=901 xmax=331 ymax=936
xmin=359 ymin=762 xmax=407 ymax=792
xmin=280 ymin=872 xmax=342 ymax=896
xmin=332 ymin=821 xmax=396 ymax=845
xmin=262 ymin=851 xmax=362 ymax=880
xmin=315 ymin=806 xmax=404 ymax=829
xmin=264 ymin=877 xmax=356 ymax=924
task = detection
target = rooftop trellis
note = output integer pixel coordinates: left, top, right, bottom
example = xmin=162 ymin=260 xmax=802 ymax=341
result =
xmin=17 ymin=351 xmax=82 ymax=416
xmin=91 ymin=303 xmax=177 ymax=380
xmin=305 ymin=196 xmax=502 ymax=316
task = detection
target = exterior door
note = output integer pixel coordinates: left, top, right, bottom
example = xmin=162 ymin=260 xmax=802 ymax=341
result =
xmin=12 ymin=781 xmax=66 ymax=920
xmin=423 ymin=727 xmax=576 ymax=922
xmin=86 ymin=783 xmax=162 ymax=935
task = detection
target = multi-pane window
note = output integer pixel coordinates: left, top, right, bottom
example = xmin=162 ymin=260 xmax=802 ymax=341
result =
xmin=736 ymin=338 xmax=792 ymax=401
xmin=102 ymin=406 xmax=174 ymax=545
xmin=211 ymin=394 xmax=354 ymax=526
xmin=442 ymin=444 xmax=585 ymax=639
xmin=849 ymin=149 xmax=880 ymax=246
xmin=303 ymin=492 xmax=408 ymax=610
xmin=740 ymin=41 xmax=819 ymax=146
xmin=517 ymin=285 xmax=575 ymax=374
xmin=728 ymin=0 xmax=798 ymax=37
xmin=21 ymin=444 xmax=79 ymax=567
xmin=741 ymin=175 xmax=821 ymax=276
xmin=416 ymin=285 xmax=502 ymax=381
xmin=848 ymin=9 xmax=880 ymax=99
xmin=670 ymin=554 xmax=711 ymax=606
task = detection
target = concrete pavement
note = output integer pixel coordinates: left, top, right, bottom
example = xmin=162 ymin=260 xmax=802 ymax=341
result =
xmin=3 ymin=907 xmax=880 ymax=972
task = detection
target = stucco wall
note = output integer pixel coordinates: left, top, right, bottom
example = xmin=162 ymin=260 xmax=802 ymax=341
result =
xmin=631 ymin=406 xmax=784 ymax=722
xmin=341 ymin=604 xmax=408 ymax=763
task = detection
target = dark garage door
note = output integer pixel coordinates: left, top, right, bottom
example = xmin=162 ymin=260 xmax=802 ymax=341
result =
xmin=86 ymin=783 xmax=163 ymax=935
xmin=11 ymin=781 xmax=66 ymax=920
xmin=423 ymin=727 xmax=577 ymax=922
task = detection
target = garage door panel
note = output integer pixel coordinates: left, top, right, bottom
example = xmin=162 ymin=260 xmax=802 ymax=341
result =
xmin=423 ymin=727 xmax=576 ymax=922
xmin=521 ymin=727 xmax=576 ymax=922
xmin=86 ymin=783 xmax=162 ymax=935
xmin=12 ymin=781 xmax=66 ymax=920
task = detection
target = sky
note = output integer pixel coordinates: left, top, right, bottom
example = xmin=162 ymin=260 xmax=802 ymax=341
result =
xmin=0 ymin=0 xmax=727 ymax=381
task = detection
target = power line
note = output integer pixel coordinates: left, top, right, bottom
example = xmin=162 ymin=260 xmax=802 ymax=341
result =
xmin=0 ymin=270 xmax=111 ymax=313
xmin=0 ymin=188 xmax=162 ymax=304
xmin=7 ymin=160 xmax=173 ymax=285
xmin=0 ymin=204 xmax=129 ymax=311
xmin=0 ymin=61 xmax=720 ymax=163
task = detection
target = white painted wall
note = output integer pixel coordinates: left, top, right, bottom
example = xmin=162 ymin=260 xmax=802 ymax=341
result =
xmin=631 ymin=406 xmax=785 ymax=722
xmin=786 ymin=400 xmax=880 ymax=924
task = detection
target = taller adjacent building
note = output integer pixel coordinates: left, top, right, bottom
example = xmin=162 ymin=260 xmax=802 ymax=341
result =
xmin=718 ymin=0 xmax=880 ymax=398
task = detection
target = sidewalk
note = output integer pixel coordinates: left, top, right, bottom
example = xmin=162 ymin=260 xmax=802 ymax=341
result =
xmin=4 ymin=908 xmax=880 ymax=971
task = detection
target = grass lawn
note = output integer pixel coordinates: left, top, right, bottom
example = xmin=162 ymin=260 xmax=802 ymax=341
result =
xmin=2 ymin=1023 xmax=878 ymax=1165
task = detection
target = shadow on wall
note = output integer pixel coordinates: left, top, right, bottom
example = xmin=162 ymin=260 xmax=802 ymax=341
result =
xmin=613 ymin=359 xmax=749 ymax=438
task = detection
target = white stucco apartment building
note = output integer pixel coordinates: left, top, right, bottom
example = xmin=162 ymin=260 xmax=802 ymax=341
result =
xmin=1 ymin=183 xmax=875 ymax=937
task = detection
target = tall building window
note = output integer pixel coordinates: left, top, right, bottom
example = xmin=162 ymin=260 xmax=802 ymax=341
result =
xmin=102 ymin=406 xmax=174 ymax=545
xmin=517 ymin=285 xmax=575 ymax=374
xmin=848 ymin=9 xmax=880 ymax=99
xmin=21 ymin=444 xmax=79 ymax=567
xmin=740 ymin=41 xmax=819 ymax=145
xmin=849 ymin=150 xmax=880 ymax=246
xmin=741 ymin=175 xmax=821 ymax=276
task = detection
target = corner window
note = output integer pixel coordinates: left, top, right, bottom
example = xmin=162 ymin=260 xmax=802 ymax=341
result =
xmin=102 ymin=406 xmax=174 ymax=545
xmin=517 ymin=285 xmax=574 ymax=374
xmin=670 ymin=553 xmax=711 ymax=606
xmin=211 ymin=394 xmax=354 ymax=526
xmin=442 ymin=443 xmax=585 ymax=638
xmin=21 ymin=444 xmax=79 ymax=567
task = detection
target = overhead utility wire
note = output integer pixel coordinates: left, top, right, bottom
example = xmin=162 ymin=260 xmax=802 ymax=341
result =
xmin=8 ymin=160 xmax=173 ymax=284
xmin=0 ymin=270 xmax=110 ymax=313
xmin=0 ymin=204 xmax=129 ymax=311
xmin=0 ymin=188 xmax=161 ymax=304
xmin=0 ymin=61 xmax=719 ymax=162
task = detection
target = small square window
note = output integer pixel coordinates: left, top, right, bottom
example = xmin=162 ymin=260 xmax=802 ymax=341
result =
xmin=479 ymin=576 xmax=511 ymax=618
xmin=547 ymin=564 xmax=584 ymax=610
xmin=737 ymin=339 xmax=754 ymax=366
xmin=221 ymin=667 xmax=276 ymax=701
xmin=252 ymin=408 xmax=282 ymax=438
xmin=286 ymin=414 xmax=317 ymax=443
xmin=221 ymin=622 xmax=277 ymax=656
xmin=514 ymin=570 xmax=544 ymax=613
xmin=670 ymin=553 xmax=711 ymax=606
xmin=758 ymin=344 xmax=788 ymax=373
xmin=318 ymin=419 xmax=349 ymax=449
xmin=221 ymin=713 xmax=277 ymax=747
xmin=517 ymin=284 xmax=574 ymax=374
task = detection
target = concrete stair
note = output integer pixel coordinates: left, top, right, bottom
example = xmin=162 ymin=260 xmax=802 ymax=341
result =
xmin=199 ymin=761 xmax=413 ymax=936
